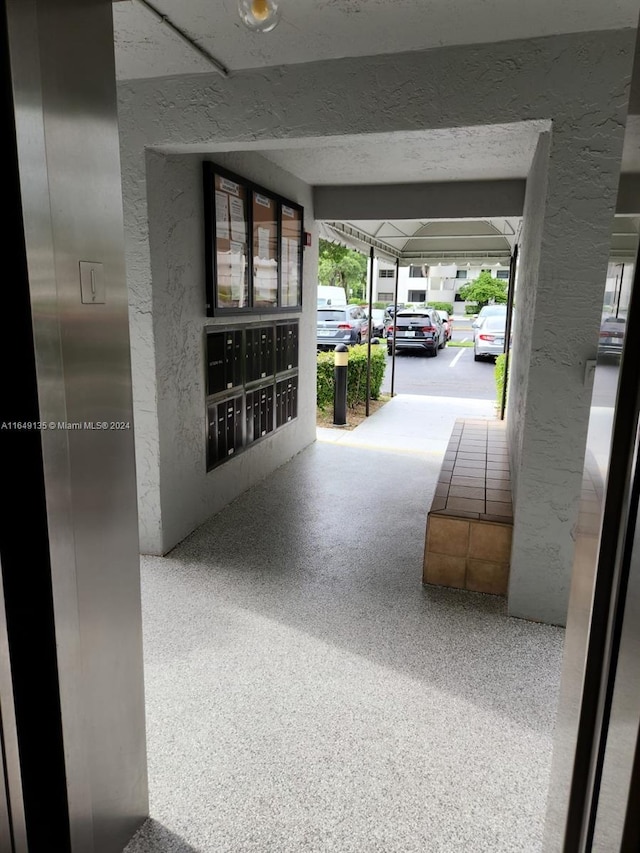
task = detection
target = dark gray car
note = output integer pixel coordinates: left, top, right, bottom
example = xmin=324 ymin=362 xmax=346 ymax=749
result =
xmin=598 ymin=314 xmax=626 ymax=361
xmin=386 ymin=309 xmax=446 ymax=357
xmin=317 ymin=305 xmax=370 ymax=350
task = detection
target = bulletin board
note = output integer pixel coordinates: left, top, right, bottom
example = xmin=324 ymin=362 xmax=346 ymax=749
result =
xmin=280 ymin=203 xmax=302 ymax=308
xmin=210 ymin=173 xmax=249 ymax=311
xmin=203 ymin=162 xmax=303 ymax=316
xmin=252 ymin=191 xmax=278 ymax=309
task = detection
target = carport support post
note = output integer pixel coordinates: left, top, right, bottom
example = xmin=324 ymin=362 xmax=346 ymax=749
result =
xmin=365 ymin=246 xmax=374 ymax=416
xmin=500 ymin=245 xmax=518 ymax=421
xmin=390 ymin=258 xmax=399 ymax=398
xmin=333 ymin=344 xmax=349 ymax=426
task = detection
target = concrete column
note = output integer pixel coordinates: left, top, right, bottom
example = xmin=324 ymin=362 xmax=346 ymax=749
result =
xmin=507 ymin=118 xmax=628 ymax=626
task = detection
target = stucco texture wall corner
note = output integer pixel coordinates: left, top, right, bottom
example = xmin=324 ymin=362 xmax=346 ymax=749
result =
xmin=507 ymin=67 xmax=634 ymax=625
xmin=144 ymin=150 xmax=316 ymax=554
xmin=116 ymin=29 xmax=638 ymax=148
xmin=119 ymin=133 xmax=163 ymax=554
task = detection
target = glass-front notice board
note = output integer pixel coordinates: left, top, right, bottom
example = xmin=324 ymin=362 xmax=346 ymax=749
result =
xmin=281 ymin=204 xmax=302 ymax=307
xmin=204 ymin=163 xmax=303 ymax=316
xmin=252 ymin=191 xmax=278 ymax=309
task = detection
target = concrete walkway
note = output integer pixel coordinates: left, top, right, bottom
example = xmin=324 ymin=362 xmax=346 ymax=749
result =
xmin=124 ymin=394 xmax=563 ymax=853
xmin=317 ymin=393 xmax=497 ymax=456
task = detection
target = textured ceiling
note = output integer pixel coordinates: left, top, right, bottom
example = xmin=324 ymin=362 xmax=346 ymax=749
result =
xmin=257 ymin=123 xmax=548 ymax=185
xmin=112 ymin=0 xmax=640 ymax=80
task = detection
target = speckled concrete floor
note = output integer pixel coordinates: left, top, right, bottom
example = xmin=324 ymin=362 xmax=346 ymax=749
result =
xmin=124 ymin=439 xmax=564 ymax=853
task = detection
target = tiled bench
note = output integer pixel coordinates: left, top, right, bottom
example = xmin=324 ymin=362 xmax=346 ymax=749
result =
xmin=423 ymin=418 xmax=513 ymax=596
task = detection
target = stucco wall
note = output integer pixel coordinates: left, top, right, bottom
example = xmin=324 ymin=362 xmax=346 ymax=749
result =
xmin=118 ymin=29 xmax=636 ymax=611
xmin=508 ymin=133 xmax=551 ymax=504
xmin=143 ymin=151 xmax=316 ymax=553
xmin=507 ymin=113 xmax=629 ymax=625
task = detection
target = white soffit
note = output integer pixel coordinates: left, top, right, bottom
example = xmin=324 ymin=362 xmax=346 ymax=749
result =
xmin=257 ymin=123 xmax=547 ymax=185
xmin=113 ymin=0 xmax=640 ymax=81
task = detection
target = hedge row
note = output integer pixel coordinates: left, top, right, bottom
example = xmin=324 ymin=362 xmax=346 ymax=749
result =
xmin=495 ymin=353 xmax=508 ymax=409
xmin=317 ymin=344 xmax=386 ymax=410
xmin=426 ymin=301 xmax=454 ymax=314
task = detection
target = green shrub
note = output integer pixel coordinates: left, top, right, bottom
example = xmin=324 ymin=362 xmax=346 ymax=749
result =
xmin=465 ymin=304 xmax=478 ymax=315
xmin=495 ymin=353 xmax=508 ymax=409
xmin=427 ymin=301 xmax=454 ymax=314
xmin=316 ymin=344 xmax=386 ymax=410
xmin=316 ymin=351 xmax=335 ymax=410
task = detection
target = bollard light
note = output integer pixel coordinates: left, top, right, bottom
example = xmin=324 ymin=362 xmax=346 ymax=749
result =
xmin=333 ymin=344 xmax=349 ymax=426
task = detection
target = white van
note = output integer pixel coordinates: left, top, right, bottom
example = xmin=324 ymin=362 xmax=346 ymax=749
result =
xmin=317 ymin=285 xmax=347 ymax=307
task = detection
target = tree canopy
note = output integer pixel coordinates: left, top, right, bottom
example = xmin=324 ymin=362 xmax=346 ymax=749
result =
xmin=318 ymin=239 xmax=367 ymax=300
xmin=458 ymin=270 xmax=508 ymax=309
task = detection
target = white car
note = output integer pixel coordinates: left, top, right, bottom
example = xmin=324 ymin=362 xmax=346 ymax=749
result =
xmin=474 ymin=314 xmax=507 ymax=361
xmin=317 ymin=285 xmax=347 ymax=307
xmin=471 ymin=304 xmax=508 ymax=340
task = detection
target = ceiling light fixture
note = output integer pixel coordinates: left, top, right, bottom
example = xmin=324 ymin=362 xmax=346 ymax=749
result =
xmin=238 ymin=0 xmax=281 ymax=32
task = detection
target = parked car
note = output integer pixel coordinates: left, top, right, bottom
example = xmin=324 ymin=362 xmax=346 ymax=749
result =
xmin=472 ymin=303 xmax=508 ymax=340
xmin=317 ymin=305 xmax=370 ymax=350
xmin=384 ymin=303 xmax=406 ymax=318
xmin=317 ymin=285 xmax=347 ymax=307
xmin=474 ymin=314 xmax=507 ymax=361
xmin=439 ymin=311 xmax=453 ymax=341
xmin=386 ymin=309 xmax=446 ymax=357
xmin=369 ymin=308 xmax=387 ymax=338
xmin=598 ymin=314 xmax=626 ymax=361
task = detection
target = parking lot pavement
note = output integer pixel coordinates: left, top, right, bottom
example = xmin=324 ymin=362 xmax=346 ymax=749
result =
xmin=381 ymin=343 xmax=497 ymax=400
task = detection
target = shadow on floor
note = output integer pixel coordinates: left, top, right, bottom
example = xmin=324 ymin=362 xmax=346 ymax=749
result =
xmin=124 ymin=819 xmax=201 ymax=852
xmin=149 ymin=442 xmax=563 ymax=736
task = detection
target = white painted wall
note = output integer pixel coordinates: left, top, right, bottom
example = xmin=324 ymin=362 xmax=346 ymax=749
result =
xmin=133 ymin=150 xmax=316 ymax=554
xmin=507 ymin=112 xmax=629 ymax=625
xmin=508 ymin=134 xmax=550 ymax=510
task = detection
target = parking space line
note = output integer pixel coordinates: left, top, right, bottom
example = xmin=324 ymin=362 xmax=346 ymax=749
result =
xmin=450 ymin=349 xmax=466 ymax=368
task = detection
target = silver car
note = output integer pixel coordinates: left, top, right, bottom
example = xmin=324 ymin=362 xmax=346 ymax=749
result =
xmin=316 ymin=305 xmax=370 ymax=350
xmin=474 ymin=314 xmax=507 ymax=361
xmin=471 ymin=304 xmax=507 ymax=340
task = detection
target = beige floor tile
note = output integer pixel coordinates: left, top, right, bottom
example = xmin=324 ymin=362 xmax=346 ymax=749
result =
xmin=469 ymin=521 xmax=513 ymax=561
xmin=446 ymin=496 xmax=485 ymax=513
xmin=486 ymin=501 xmax=513 ymax=518
xmin=426 ymin=515 xmax=470 ymax=556
xmin=486 ymin=489 xmax=512 ymax=502
xmin=424 ymin=552 xmax=467 ymax=588
xmin=449 ymin=485 xmax=485 ymax=500
xmin=454 ymin=466 xmax=487 ymax=478
xmin=466 ymin=559 xmax=510 ymax=595
xmin=451 ymin=475 xmax=485 ymax=487
xmin=486 ymin=477 xmax=510 ymax=490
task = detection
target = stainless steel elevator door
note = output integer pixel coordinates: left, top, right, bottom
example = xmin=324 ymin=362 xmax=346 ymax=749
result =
xmin=543 ymin=256 xmax=639 ymax=852
xmin=0 ymin=560 xmax=28 ymax=853
xmin=591 ymin=430 xmax=640 ymax=851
